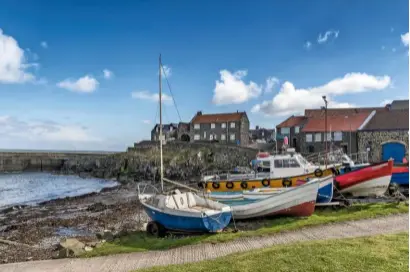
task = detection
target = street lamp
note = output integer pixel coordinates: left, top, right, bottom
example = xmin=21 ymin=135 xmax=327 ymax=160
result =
xmin=322 ymin=96 xmax=328 ymax=168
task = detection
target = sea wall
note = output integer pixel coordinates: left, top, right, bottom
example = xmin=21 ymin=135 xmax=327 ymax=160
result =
xmin=0 ymin=151 xmax=119 ymax=173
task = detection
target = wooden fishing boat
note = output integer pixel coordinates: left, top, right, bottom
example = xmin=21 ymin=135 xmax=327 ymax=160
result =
xmin=199 ymin=149 xmax=338 ymax=192
xmin=334 ymin=160 xmax=393 ymax=197
xmin=141 ymin=192 xmax=232 ymax=235
xmin=140 ymin=55 xmax=232 ymax=236
xmin=229 ymin=178 xmax=320 ymax=219
xmin=391 ymin=165 xmax=409 ymax=186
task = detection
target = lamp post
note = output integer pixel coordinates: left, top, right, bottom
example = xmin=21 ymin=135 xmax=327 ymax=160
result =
xmin=322 ymin=96 xmax=328 ymax=168
xmin=345 ymin=116 xmax=352 ymax=155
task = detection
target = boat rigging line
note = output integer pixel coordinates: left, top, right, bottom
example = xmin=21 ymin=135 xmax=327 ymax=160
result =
xmin=160 ymin=61 xmax=182 ymax=123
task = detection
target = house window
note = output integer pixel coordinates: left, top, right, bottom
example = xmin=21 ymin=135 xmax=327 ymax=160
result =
xmin=221 ymin=134 xmax=226 ymax=140
xmin=281 ymin=127 xmax=290 ymax=134
xmin=306 ymin=134 xmax=312 ymax=142
xmin=203 ymin=131 xmax=207 ymax=139
xmin=211 ymin=123 xmax=215 ymax=129
xmin=334 ymin=132 xmax=342 ymax=141
xmin=194 ymin=134 xmax=200 ymax=140
xmin=326 ymin=132 xmax=332 ymax=141
xmin=230 ymin=134 xmax=236 ymax=141
xmin=315 ymin=133 xmax=322 ymax=142
xmin=194 ymin=124 xmax=200 ymax=129
xmin=308 ymin=145 xmax=315 ymax=153
xmin=214 ymin=134 xmax=217 ymax=140
xmin=221 ymin=123 xmax=226 ymax=128
xmin=295 ymin=126 xmax=300 ymax=134
xmin=230 ymin=122 xmax=235 ymax=128
xmin=210 ymin=135 xmax=213 ymax=140
xmin=170 ymin=126 xmax=173 ymax=132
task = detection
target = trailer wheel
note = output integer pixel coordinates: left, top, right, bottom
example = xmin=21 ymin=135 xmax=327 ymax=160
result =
xmin=147 ymin=221 xmax=167 ymax=238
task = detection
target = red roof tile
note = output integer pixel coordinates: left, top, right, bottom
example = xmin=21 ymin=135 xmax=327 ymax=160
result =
xmin=277 ymin=116 xmax=306 ymax=128
xmin=302 ymin=112 xmax=371 ymax=132
xmin=191 ymin=111 xmax=247 ymax=124
xmin=304 ymin=107 xmax=386 ymax=118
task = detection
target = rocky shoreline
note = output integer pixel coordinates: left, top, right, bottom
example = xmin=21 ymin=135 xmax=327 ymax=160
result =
xmin=0 ymin=143 xmax=258 ymax=264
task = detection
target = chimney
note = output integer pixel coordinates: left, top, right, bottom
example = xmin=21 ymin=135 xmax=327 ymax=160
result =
xmin=256 ymin=125 xmax=259 ymax=130
xmin=237 ymin=110 xmax=239 ymax=113
xmin=197 ymin=111 xmax=202 ymax=116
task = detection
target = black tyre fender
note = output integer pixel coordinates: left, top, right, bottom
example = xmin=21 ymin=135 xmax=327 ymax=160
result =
xmin=240 ymin=181 xmax=248 ymax=189
xmin=261 ymin=179 xmax=270 ymax=187
xmin=314 ymin=168 xmax=323 ymax=178
xmin=212 ymin=182 xmax=220 ymax=190
xmin=226 ymin=181 xmax=234 ymax=189
xmin=282 ymin=178 xmax=292 ymax=187
xmin=147 ymin=221 xmax=167 ymax=238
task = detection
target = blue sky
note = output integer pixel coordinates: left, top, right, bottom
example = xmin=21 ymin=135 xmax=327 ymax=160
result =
xmin=0 ymin=0 xmax=408 ymax=151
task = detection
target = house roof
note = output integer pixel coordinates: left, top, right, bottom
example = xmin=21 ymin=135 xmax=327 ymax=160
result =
xmin=276 ymin=116 xmax=306 ymax=128
xmin=302 ymin=112 xmax=372 ymax=132
xmin=390 ymin=100 xmax=409 ymax=110
xmin=304 ymin=107 xmax=386 ymax=118
xmin=191 ymin=111 xmax=247 ymax=124
xmin=152 ymin=123 xmax=178 ymax=132
xmin=360 ymin=110 xmax=409 ymax=131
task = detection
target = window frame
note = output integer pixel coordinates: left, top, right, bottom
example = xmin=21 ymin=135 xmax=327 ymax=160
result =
xmin=230 ymin=133 xmax=236 ymax=141
xmin=230 ymin=122 xmax=236 ymax=128
xmin=194 ymin=124 xmax=200 ymax=129
xmin=194 ymin=134 xmax=200 ymax=140
xmin=211 ymin=123 xmax=215 ymax=129
xmin=306 ymin=134 xmax=313 ymax=143
xmin=314 ymin=133 xmax=322 ymax=142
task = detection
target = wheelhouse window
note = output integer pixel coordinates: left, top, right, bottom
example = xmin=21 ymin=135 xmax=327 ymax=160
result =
xmin=288 ymin=158 xmax=300 ymax=168
xmin=262 ymin=161 xmax=270 ymax=168
xmin=274 ymin=160 xmax=283 ymax=168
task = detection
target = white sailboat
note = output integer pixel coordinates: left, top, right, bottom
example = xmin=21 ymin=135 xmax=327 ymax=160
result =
xmin=139 ymin=55 xmax=232 ymax=236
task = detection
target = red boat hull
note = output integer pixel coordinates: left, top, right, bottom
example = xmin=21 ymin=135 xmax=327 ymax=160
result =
xmin=335 ymin=160 xmax=393 ymax=190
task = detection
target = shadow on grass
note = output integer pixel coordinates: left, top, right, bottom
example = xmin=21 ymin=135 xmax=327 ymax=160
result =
xmin=83 ymin=202 xmax=408 ymax=257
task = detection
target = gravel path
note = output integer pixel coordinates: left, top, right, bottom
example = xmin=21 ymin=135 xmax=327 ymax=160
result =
xmin=1 ymin=214 xmax=408 ymax=272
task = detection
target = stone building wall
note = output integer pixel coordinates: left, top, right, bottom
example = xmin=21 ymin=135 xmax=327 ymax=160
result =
xmin=358 ymin=130 xmax=409 ymax=162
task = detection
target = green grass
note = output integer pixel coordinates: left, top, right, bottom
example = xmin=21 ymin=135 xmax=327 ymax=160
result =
xmin=136 ymin=233 xmax=409 ymax=272
xmin=83 ymin=202 xmax=408 ymax=258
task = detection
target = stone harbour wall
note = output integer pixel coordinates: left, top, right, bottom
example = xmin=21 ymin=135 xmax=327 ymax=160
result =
xmin=358 ymin=130 xmax=409 ymax=162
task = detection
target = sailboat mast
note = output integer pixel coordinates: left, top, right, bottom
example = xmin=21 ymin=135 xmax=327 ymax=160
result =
xmin=159 ymin=54 xmax=164 ymax=193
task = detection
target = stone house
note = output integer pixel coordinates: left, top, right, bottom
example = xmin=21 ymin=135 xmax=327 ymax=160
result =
xmin=151 ymin=123 xmax=178 ymax=141
xmin=189 ymin=111 xmax=250 ymax=146
xmin=300 ymin=111 xmax=375 ymax=155
xmin=249 ymin=125 xmax=275 ymax=143
xmin=358 ymin=109 xmax=409 ymax=162
xmin=275 ymin=115 xmax=306 ymax=152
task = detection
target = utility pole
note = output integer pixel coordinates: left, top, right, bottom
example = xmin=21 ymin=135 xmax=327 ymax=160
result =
xmin=322 ymin=96 xmax=328 ymax=168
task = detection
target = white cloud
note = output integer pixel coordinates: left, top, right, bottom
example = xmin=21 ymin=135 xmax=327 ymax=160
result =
xmin=142 ymin=120 xmax=152 ymax=124
xmin=57 ymin=75 xmax=99 ymax=93
xmin=380 ymin=99 xmax=392 ymax=106
xmin=317 ymin=30 xmax=339 ymax=44
xmin=304 ymin=41 xmax=312 ymax=49
xmin=264 ymin=77 xmax=279 ymax=93
xmin=0 ymin=29 xmax=35 ymax=83
xmin=162 ymin=65 xmax=172 ymax=78
xmin=0 ymin=116 xmax=101 ymax=144
xmin=103 ymin=69 xmax=113 ymax=79
xmin=252 ymin=73 xmax=391 ymax=116
xmin=40 ymin=41 xmax=48 ymax=49
xmin=401 ymin=32 xmax=409 ymax=47
xmin=212 ymin=70 xmax=262 ymax=105
xmin=131 ymin=90 xmax=172 ymax=103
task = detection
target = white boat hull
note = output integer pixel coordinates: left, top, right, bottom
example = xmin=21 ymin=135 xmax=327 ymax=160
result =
xmin=231 ymin=180 xmax=320 ymax=220
xmin=339 ymin=175 xmax=391 ymax=197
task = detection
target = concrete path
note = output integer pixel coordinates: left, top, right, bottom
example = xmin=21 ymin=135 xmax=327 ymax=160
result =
xmin=1 ymin=214 xmax=408 ymax=272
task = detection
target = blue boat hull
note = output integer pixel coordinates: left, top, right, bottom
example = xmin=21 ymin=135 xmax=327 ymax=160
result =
xmin=143 ymin=205 xmax=232 ymax=233
xmin=391 ymin=172 xmax=409 ymax=185
xmin=316 ymin=178 xmax=333 ymax=203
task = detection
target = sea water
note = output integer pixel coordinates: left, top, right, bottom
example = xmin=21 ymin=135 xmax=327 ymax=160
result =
xmin=0 ymin=172 xmax=118 ymax=208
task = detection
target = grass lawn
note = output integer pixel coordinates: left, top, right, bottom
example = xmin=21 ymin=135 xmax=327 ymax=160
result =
xmin=83 ymin=202 xmax=408 ymax=257
xmin=136 ymin=233 xmax=409 ymax=272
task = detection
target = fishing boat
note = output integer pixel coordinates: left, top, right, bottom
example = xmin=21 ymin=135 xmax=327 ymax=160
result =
xmin=391 ymin=165 xmax=409 ymax=186
xmin=207 ymin=176 xmax=333 ymax=204
xmin=334 ymin=160 xmax=393 ymax=197
xmin=228 ymin=178 xmax=320 ymax=220
xmin=199 ymin=148 xmax=338 ymax=192
xmin=139 ymin=55 xmax=232 ymax=236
